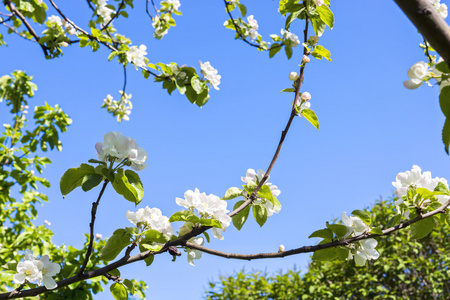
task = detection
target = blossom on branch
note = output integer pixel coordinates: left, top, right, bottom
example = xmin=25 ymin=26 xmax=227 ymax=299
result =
xmin=14 ymin=250 xmax=60 ymax=290
xmin=351 ymin=238 xmax=380 ymax=266
xmin=281 ymin=29 xmax=300 ymax=47
xmin=403 ymin=61 xmax=429 ymax=89
xmin=126 ymin=45 xmax=148 ymax=70
xmin=342 ymin=212 xmax=368 ymax=238
xmin=429 ymin=0 xmax=448 ymax=18
xmin=96 ymin=0 xmax=115 ymax=23
xmin=199 ymin=61 xmax=221 ymax=90
xmin=186 ymin=237 xmax=204 ymax=266
xmin=126 ymin=206 xmax=174 ymax=237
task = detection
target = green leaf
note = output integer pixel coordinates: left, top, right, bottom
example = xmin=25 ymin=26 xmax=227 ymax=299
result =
xmin=142 ymin=229 xmax=171 ymax=244
xmin=436 ymin=61 xmax=450 ymax=73
xmin=253 ymin=203 xmax=268 ymax=227
xmin=312 ymin=247 xmax=337 ymax=261
xmin=169 ymin=210 xmax=200 ymax=223
xmin=285 ymin=45 xmax=293 ymax=59
xmin=280 ymin=88 xmax=295 ymax=93
xmin=434 ymin=181 xmax=450 ymax=195
xmin=311 ymin=45 xmax=331 ymax=61
xmin=410 ymin=217 xmax=435 ymax=239
xmin=310 ymin=16 xmax=326 ymax=37
xmin=100 ymin=229 xmax=132 ymax=261
xmin=370 ymin=227 xmax=383 ymax=235
xmin=110 ymin=283 xmax=128 ymax=300
xmin=269 ymin=44 xmax=281 ymax=58
xmin=317 ymin=5 xmax=334 ymax=29
xmin=139 ymin=244 xmax=155 ymax=266
xmin=60 ymin=164 xmax=95 ymax=197
xmin=309 ymin=228 xmax=333 ymax=240
xmin=238 ymin=3 xmax=247 ymax=17
xmin=301 ymin=109 xmax=319 ymax=129
xmin=222 ymin=187 xmax=243 ymax=200
xmin=123 ymin=279 xmax=135 ymax=295
xmin=88 ymin=159 xmax=107 ymax=165
xmin=326 ymin=223 xmax=347 ymax=238
xmin=336 ymin=247 xmax=349 ymax=260
xmin=191 ymin=76 xmax=203 ymax=94
xmin=81 ymin=173 xmax=104 ymax=192
xmin=442 ymin=117 xmax=450 ymax=154
xmin=387 ymin=214 xmax=401 ymax=227
xmin=232 ymin=200 xmax=250 ymax=230
xmin=351 ymin=210 xmax=371 ymax=225
xmin=111 ymin=169 xmax=144 ymax=204
xmin=258 ymin=185 xmax=274 ymax=204
xmin=439 ymin=86 xmax=450 ymax=118
xmin=199 ymin=218 xmax=222 ymax=228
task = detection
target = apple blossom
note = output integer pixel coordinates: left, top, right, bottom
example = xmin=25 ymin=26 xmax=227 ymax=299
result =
xmin=403 ymin=61 xmax=429 ymax=89
xmin=302 ymin=55 xmax=310 ymax=63
xmin=199 ymin=61 xmax=221 ymax=90
xmin=47 ymin=15 xmax=62 ymax=27
xmin=165 ymin=0 xmax=181 ymax=11
xmin=281 ymin=29 xmax=300 ymax=47
xmin=429 ymin=0 xmax=448 ymax=18
xmin=44 ymin=220 xmax=51 ymax=226
xmin=176 ymin=188 xmax=231 ymax=239
xmin=289 ymin=72 xmax=299 ymax=81
xmin=96 ymin=0 xmax=115 ymax=23
xmin=301 ymin=92 xmax=311 ymax=101
xmin=96 ymin=233 xmax=103 ymax=239
xmin=187 ymin=237 xmax=204 ymax=266
xmin=352 ymin=239 xmax=380 ymax=266
xmin=14 ymin=260 xmax=41 ymax=285
xmin=126 ymin=45 xmax=148 ymax=70
xmin=126 ymin=206 xmax=174 ymax=237
xmin=278 ymin=245 xmax=285 ymax=253
xmin=342 ymin=212 xmax=369 ymax=238
xmin=37 ymin=255 xmax=61 ymax=290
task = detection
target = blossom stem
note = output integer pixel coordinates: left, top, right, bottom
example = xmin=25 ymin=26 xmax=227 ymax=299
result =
xmin=78 ymin=179 xmax=109 ymax=275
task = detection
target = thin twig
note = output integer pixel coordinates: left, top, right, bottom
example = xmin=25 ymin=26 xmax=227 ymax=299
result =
xmin=101 ymin=0 xmax=125 ymax=30
xmin=122 ymin=65 xmax=127 ymax=93
xmin=0 ymin=22 xmax=35 ymax=42
xmin=4 ymin=0 xmax=48 ymax=55
xmin=145 ymin=0 xmax=154 ymax=20
xmin=223 ymin=0 xmax=282 ymax=51
xmin=78 ymin=180 xmax=109 ymax=275
xmin=0 ymin=16 xmax=11 ymax=24
xmin=422 ymin=35 xmax=433 ymax=64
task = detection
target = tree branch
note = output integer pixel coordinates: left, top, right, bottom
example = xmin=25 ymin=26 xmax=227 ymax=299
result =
xmin=3 ymin=0 xmax=48 ymax=56
xmin=184 ymin=198 xmax=450 ymax=261
xmin=394 ymin=0 xmax=450 ymax=65
xmin=78 ymin=180 xmax=109 ymax=275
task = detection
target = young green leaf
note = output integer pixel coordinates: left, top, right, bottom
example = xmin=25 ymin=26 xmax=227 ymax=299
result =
xmin=110 ymin=282 xmax=128 ymax=300
xmin=111 ymin=169 xmax=144 ymax=205
xmin=60 ymin=163 xmax=96 ymax=197
xmin=301 ymin=109 xmax=319 ymax=130
xmin=410 ymin=217 xmax=435 ymax=239
xmin=232 ymin=200 xmax=251 ymax=230
xmin=100 ymin=229 xmax=132 ymax=261
xmin=351 ymin=210 xmax=371 ymax=225
xmin=81 ymin=173 xmax=104 ymax=192
xmin=222 ymin=187 xmax=243 ymax=200
xmin=253 ymin=203 xmax=268 ymax=227
xmin=309 ymin=228 xmax=333 ymax=240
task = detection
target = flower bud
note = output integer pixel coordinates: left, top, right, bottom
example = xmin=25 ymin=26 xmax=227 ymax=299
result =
xmin=30 ymin=170 xmax=35 ymax=176
xmin=301 ymin=92 xmax=311 ymax=101
xmin=294 ymin=97 xmax=301 ymax=107
xmin=278 ymin=244 xmax=285 ymax=253
xmin=307 ymin=36 xmax=319 ymax=46
xmin=61 ymin=42 xmax=68 ymax=47
xmin=44 ymin=220 xmax=51 ymax=226
xmin=289 ymin=72 xmax=299 ymax=81
xmin=23 ymin=110 xmax=28 ymax=114
xmin=302 ymin=55 xmax=310 ymax=63
xmin=96 ymin=233 xmax=103 ymax=239
xmin=123 ymin=115 xmax=130 ymax=121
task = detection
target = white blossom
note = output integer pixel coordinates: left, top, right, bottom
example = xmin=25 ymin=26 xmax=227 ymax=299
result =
xmin=278 ymin=245 xmax=285 ymax=253
xmin=301 ymin=92 xmax=311 ymax=101
xmin=176 ymin=189 xmax=231 ymax=239
xmin=14 ymin=260 xmax=41 ymax=285
xmin=314 ymin=0 xmax=325 ymax=6
xmin=187 ymin=237 xmax=204 ymax=266
xmin=429 ymin=0 xmax=448 ymax=18
xmin=302 ymin=55 xmax=310 ymax=63
xmin=392 ymin=165 xmax=450 ymax=205
xmin=352 ymin=239 xmax=380 ymax=266
xmin=247 ymin=15 xmax=258 ymax=31
xmin=44 ymin=220 xmax=51 ymax=226
xmin=126 ymin=45 xmax=148 ymax=70
xmin=166 ymin=0 xmax=181 ymax=11
xmin=342 ymin=212 xmax=369 ymax=238
xmin=96 ymin=233 xmax=103 ymax=239
xmin=199 ymin=61 xmax=221 ymax=90
xmin=37 ymin=255 xmax=61 ymax=290
xmin=403 ymin=61 xmax=429 ymax=89
xmin=281 ymin=29 xmax=300 ymax=47
xmin=96 ymin=0 xmax=115 ymax=23
xmin=126 ymin=206 xmax=174 ymax=237
xmin=47 ymin=15 xmax=62 ymax=26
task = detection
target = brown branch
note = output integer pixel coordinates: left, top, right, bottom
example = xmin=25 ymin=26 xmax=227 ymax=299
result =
xmin=185 ymin=198 xmax=450 ymax=261
xmin=78 ymin=180 xmax=109 ymax=275
xmin=223 ymin=0 xmax=282 ymax=51
xmin=3 ymin=0 xmax=48 ymax=56
xmin=394 ymin=0 xmax=450 ymax=65
xmin=0 ymin=22 xmax=35 ymax=42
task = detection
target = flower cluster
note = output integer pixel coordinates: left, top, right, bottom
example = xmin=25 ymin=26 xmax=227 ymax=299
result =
xmin=281 ymin=29 xmax=300 ymax=48
xmin=95 ymin=131 xmax=148 ymax=171
xmin=294 ymin=92 xmax=312 ymax=117
xmin=163 ymin=0 xmax=181 ymax=12
xmin=341 ymin=212 xmax=379 ymax=266
xmin=126 ymin=206 xmax=174 ymax=237
xmin=101 ymin=91 xmax=132 ymax=122
xmin=126 ymin=45 xmax=148 ymax=70
xmin=152 ymin=14 xmax=171 ymax=39
xmin=247 ymin=15 xmax=259 ymax=40
xmin=199 ymin=61 xmax=221 ymax=90
xmin=241 ymin=169 xmax=281 ymax=217
xmin=96 ymin=0 xmax=115 ymax=23
xmin=429 ymin=0 xmax=448 ymax=18
xmin=176 ymin=188 xmax=231 ymax=240
xmin=46 ymin=15 xmax=77 ymax=36
xmin=14 ymin=250 xmax=60 ymax=290
xmin=392 ymin=165 xmax=449 ymax=216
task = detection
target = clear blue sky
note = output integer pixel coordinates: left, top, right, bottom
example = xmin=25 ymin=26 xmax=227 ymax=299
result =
xmin=1 ymin=1 xmax=449 ymax=299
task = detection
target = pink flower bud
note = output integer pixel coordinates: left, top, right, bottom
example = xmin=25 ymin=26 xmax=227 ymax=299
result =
xmin=96 ymin=233 xmax=103 ymax=239
xmin=289 ymin=72 xmax=299 ymax=81
xmin=302 ymin=55 xmax=310 ymax=63
xmin=301 ymin=92 xmax=311 ymax=101
xmin=44 ymin=220 xmax=51 ymax=226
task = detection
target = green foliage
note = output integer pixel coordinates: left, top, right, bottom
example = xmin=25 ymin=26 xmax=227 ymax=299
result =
xmin=205 ymin=199 xmax=450 ymax=299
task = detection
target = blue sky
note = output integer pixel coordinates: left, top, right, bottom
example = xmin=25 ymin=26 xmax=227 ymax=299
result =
xmin=2 ymin=1 xmax=450 ymax=299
